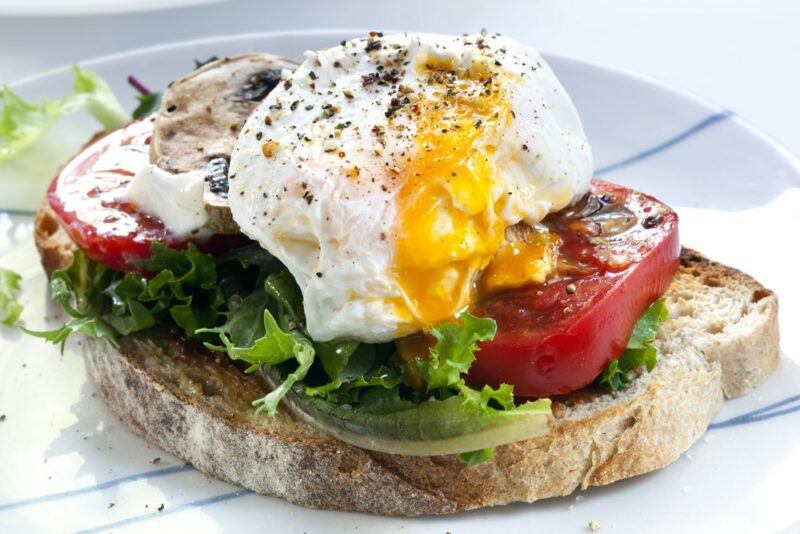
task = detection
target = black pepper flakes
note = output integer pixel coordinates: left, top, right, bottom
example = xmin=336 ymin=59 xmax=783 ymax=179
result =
xmin=362 ymin=73 xmax=380 ymax=86
xmin=385 ymin=96 xmax=410 ymax=118
xmin=643 ymin=214 xmax=663 ymax=229
xmin=381 ymin=69 xmax=400 ymax=84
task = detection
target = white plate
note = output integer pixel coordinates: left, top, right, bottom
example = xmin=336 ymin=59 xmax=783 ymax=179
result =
xmin=1 ymin=30 xmax=799 ymax=534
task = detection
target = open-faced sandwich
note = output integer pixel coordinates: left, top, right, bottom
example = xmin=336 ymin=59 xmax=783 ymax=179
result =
xmin=22 ymin=32 xmax=779 ymax=515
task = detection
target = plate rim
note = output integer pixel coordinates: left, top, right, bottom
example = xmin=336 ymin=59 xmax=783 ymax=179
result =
xmin=7 ymin=28 xmax=800 ymax=175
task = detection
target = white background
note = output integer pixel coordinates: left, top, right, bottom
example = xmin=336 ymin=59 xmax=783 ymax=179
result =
xmin=1 ymin=0 xmax=799 ymax=157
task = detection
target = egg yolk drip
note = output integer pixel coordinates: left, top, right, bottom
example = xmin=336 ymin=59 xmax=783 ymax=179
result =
xmin=478 ymin=229 xmax=561 ymax=295
xmin=392 ymin=59 xmax=512 ymax=328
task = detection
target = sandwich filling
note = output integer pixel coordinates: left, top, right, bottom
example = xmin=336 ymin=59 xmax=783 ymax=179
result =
xmin=20 ymin=32 xmax=679 ymax=462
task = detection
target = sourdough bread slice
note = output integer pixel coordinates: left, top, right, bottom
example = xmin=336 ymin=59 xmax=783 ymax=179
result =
xmin=34 ymin=203 xmax=780 ymax=516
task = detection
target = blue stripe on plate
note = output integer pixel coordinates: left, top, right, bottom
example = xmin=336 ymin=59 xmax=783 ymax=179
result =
xmin=3 ymin=393 xmax=799 ymax=516
xmin=0 ymin=464 xmax=195 ymax=512
xmin=708 ymin=393 xmax=800 ymax=430
xmin=69 ymin=392 xmax=800 ymax=530
xmin=0 ymin=208 xmax=37 ymax=217
xmin=76 ymin=489 xmax=253 ymax=533
xmin=595 ymin=110 xmax=734 ymax=176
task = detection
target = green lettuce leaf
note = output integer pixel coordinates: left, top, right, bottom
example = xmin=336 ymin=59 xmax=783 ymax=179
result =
xmin=459 ymin=448 xmax=494 ymax=466
xmin=68 ymin=66 xmax=129 ymax=129
xmin=28 ymin=243 xmax=245 ymax=351
xmin=0 ymin=267 xmax=23 ymax=326
xmin=403 ymin=313 xmax=552 ymax=463
xmin=198 ymin=289 xmax=314 ymax=416
xmin=23 ymin=251 xmax=118 ymax=351
xmin=132 ymin=92 xmax=162 ymax=120
xmin=596 ymin=299 xmax=668 ymax=391
xmin=264 ymin=269 xmax=305 ymax=328
xmin=457 ymin=382 xmax=515 ymax=412
xmin=24 ymin=315 xmax=118 ymax=352
xmin=271 ymin=380 xmax=551 ymax=456
xmin=31 ymin=241 xmax=544 ymax=460
xmin=418 ymin=313 xmax=496 ymax=391
xmin=305 ymin=345 xmax=402 ymax=400
xmin=0 ymin=65 xmax=128 ymax=162
xmin=415 ymin=313 xmax=530 ymax=417
xmin=99 ymin=243 xmax=225 ymax=339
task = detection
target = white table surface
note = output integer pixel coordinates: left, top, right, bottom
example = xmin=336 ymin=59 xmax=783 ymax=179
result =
xmin=1 ymin=0 xmax=799 ymax=158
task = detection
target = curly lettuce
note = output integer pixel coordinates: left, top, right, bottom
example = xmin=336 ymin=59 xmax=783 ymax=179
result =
xmin=198 ymin=290 xmax=315 ymax=416
xmin=596 ymin=298 xmax=668 ymax=391
xmin=0 ymin=268 xmax=23 ymax=326
xmin=418 ymin=313 xmax=496 ymax=390
xmin=30 ymin=243 xmax=553 ymax=464
xmin=0 ymin=65 xmax=128 ymax=162
xmin=23 ymin=251 xmax=118 ymax=351
xmin=132 ymin=93 xmax=162 ymax=120
xmin=25 ymin=243 xmax=269 ymax=350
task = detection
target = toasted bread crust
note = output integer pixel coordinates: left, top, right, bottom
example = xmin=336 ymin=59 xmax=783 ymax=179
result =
xmin=34 ymin=200 xmax=74 ymax=275
xmin=34 ymin=201 xmax=780 ymax=516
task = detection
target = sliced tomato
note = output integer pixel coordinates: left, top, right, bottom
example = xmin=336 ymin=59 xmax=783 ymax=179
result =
xmin=47 ymin=116 xmax=243 ymax=272
xmin=469 ymin=179 xmax=680 ymax=397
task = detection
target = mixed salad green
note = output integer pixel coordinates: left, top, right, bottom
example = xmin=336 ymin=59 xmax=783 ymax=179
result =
xmin=0 ymin=267 xmax=23 ymax=326
xmin=23 ymin=243 xmax=553 ymax=461
xmin=1 ymin=66 xmax=128 ymax=162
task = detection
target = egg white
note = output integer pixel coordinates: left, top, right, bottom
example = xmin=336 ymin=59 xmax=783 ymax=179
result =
xmin=229 ymin=32 xmax=593 ymax=342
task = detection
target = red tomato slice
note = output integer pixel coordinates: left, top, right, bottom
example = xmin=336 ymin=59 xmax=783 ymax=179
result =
xmin=47 ymin=116 xmax=243 ymax=272
xmin=470 ymin=179 xmax=680 ymax=397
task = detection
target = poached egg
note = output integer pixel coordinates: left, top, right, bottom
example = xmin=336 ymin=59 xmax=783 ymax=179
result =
xmin=229 ymin=32 xmax=593 ymax=342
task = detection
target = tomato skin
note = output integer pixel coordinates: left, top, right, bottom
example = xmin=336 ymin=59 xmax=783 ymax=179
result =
xmin=469 ymin=180 xmax=680 ymax=397
xmin=47 ymin=117 xmax=245 ymax=272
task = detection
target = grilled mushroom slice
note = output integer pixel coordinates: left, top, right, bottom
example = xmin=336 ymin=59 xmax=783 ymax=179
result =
xmin=150 ymin=53 xmax=298 ymax=234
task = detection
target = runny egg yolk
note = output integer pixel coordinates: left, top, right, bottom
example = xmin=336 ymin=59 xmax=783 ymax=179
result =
xmin=477 ymin=230 xmax=561 ymax=295
xmin=392 ymin=59 xmax=511 ymax=328
xmin=392 ymin=59 xmax=564 ymax=331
